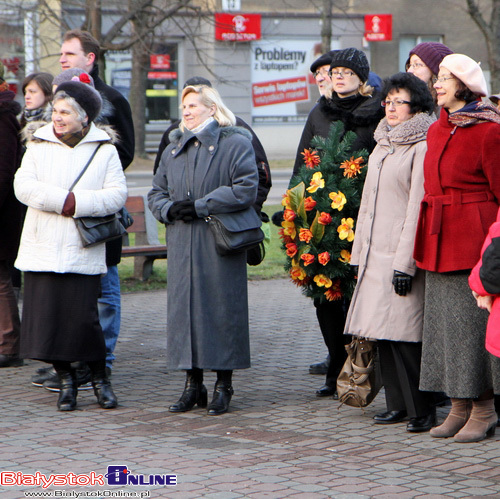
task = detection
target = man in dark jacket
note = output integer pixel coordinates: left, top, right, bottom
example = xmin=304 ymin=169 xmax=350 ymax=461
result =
xmin=153 ymin=77 xmax=271 ymax=220
xmin=59 ymin=29 xmax=135 ymax=378
xmin=0 ymin=61 xmax=23 ymax=367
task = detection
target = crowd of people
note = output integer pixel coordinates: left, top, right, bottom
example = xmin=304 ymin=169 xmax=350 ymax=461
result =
xmin=3 ymin=33 xmax=500 ymax=442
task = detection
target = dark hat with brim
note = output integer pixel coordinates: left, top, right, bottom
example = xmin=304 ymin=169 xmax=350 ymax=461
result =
xmin=310 ymin=50 xmax=339 ymax=73
xmin=184 ymin=76 xmax=212 ymax=88
xmin=55 ymin=80 xmax=102 ymax=123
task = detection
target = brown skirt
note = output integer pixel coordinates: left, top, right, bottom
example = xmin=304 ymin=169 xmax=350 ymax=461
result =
xmin=20 ymin=272 xmax=105 ymax=362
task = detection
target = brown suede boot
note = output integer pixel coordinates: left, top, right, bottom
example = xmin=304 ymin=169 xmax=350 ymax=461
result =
xmin=453 ymin=398 xmax=497 ymax=443
xmin=430 ymin=398 xmax=471 ymax=438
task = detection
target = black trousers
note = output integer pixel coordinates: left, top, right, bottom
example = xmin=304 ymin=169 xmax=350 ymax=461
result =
xmin=314 ymin=298 xmax=351 ymax=388
xmin=378 ymin=339 xmax=434 ymax=418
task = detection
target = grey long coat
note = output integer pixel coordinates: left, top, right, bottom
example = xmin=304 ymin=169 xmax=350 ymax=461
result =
xmin=344 ymin=112 xmax=435 ymax=342
xmin=148 ymin=121 xmax=258 ymax=370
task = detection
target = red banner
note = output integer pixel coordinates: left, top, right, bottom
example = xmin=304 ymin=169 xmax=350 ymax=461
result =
xmin=252 ymin=76 xmax=309 ymax=107
xmin=150 ymin=54 xmax=171 ymax=69
xmin=364 ymin=14 xmax=392 ymax=42
xmin=215 ymin=13 xmax=261 ymax=42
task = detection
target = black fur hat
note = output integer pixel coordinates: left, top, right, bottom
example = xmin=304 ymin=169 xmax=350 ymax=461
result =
xmin=55 ymin=80 xmax=102 ymax=123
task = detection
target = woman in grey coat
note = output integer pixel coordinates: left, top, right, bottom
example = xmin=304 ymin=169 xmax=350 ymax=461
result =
xmin=148 ymin=85 xmax=258 ymax=416
xmin=344 ymin=73 xmax=435 ymax=432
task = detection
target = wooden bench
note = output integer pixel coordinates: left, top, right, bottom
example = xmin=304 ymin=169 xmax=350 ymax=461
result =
xmin=121 ymin=194 xmax=167 ymax=280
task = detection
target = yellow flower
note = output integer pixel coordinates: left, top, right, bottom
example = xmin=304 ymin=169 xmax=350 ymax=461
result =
xmin=337 ymin=218 xmax=355 ymax=242
xmin=338 ymin=249 xmax=351 ymax=263
xmin=313 ymin=274 xmax=333 ymax=288
xmin=290 ymin=265 xmax=307 ymax=282
xmin=306 ymin=172 xmax=325 ymax=193
xmin=281 ymin=220 xmax=296 ymax=240
xmin=329 ymin=191 xmax=347 ymax=211
xmin=340 ymin=156 xmax=364 ymax=178
xmin=281 ymin=194 xmax=291 ymax=209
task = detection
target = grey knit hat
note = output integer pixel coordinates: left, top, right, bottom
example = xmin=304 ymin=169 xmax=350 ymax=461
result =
xmin=329 ymin=48 xmax=370 ymax=82
xmin=53 ymin=68 xmax=95 ymax=88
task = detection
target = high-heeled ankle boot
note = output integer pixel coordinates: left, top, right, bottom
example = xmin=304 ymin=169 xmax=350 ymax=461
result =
xmin=169 ymin=369 xmax=207 ymax=413
xmin=53 ymin=365 xmax=77 ymax=412
xmin=454 ymin=398 xmax=497 ymax=443
xmin=207 ymin=370 xmax=233 ymax=416
xmin=430 ymin=398 xmax=471 ymax=438
xmin=88 ymin=360 xmax=118 ymax=409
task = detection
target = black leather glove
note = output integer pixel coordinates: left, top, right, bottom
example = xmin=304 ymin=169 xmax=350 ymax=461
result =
xmin=177 ymin=200 xmax=198 ymax=222
xmin=167 ymin=201 xmax=185 ymax=221
xmin=392 ymin=270 xmax=413 ymax=296
xmin=271 ymin=210 xmax=284 ymax=227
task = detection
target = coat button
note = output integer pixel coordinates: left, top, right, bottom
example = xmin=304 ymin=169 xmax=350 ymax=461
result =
xmin=209 ymin=145 xmax=215 ymax=152
xmin=171 ymin=149 xmax=176 ymax=154
xmin=194 ymin=141 xmax=199 ymax=147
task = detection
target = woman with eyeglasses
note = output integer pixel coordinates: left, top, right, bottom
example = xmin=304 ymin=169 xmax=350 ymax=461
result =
xmin=288 ymin=47 xmax=384 ymax=400
xmin=414 ymin=54 xmax=500 ymax=442
xmin=344 ymin=72 xmax=436 ymax=432
xmin=406 ymin=42 xmax=453 ymax=109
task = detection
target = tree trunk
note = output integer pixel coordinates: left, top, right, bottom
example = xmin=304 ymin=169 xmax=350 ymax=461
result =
xmin=321 ymin=0 xmax=333 ymax=54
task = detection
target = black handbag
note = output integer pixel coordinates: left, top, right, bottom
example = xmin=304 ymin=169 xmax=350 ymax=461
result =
xmin=70 ymin=144 xmax=126 ymax=248
xmin=205 ymin=207 xmax=264 ymax=256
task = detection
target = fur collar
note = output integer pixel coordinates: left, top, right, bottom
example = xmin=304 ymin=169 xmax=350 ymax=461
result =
xmin=374 ymin=112 xmax=436 ymax=146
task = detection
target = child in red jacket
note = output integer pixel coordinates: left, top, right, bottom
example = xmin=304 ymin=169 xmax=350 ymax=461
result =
xmin=469 ymin=210 xmax=500 ymax=358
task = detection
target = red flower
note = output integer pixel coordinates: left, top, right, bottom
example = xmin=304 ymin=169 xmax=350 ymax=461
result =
xmin=301 ymin=148 xmax=321 ymax=169
xmin=79 ymin=73 xmax=91 ymax=85
xmin=325 ymin=280 xmax=342 ymax=301
xmin=318 ymin=251 xmax=330 ymax=266
xmin=318 ymin=212 xmax=332 ymax=225
xmin=299 ymin=228 xmax=313 ymax=243
xmin=283 ymin=209 xmax=296 ymax=222
xmin=286 ymin=243 xmax=298 ymax=258
xmin=300 ymin=253 xmax=315 ymax=266
xmin=304 ymin=196 xmax=317 ymax=211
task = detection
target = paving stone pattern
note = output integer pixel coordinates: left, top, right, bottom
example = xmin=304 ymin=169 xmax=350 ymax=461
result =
xmin=1 ymin=279 xmax=500 ymax=498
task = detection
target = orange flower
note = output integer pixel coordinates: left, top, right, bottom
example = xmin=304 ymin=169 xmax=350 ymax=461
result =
xmin=281 ymin=194 xmax=291 ymax=209
xmin=318 ymin=251 xmax=330 ymax=266
xmin=300 ymin=253 xmax=315 ymax=266
xmin=314 ymin=274 xmax=332 ymax=288
xmin=318 ymin=212 xmax=332 ymax=225
xmin=304 ymin=196 xmax=317 ymax=211
xmin=290 ymin=265 xmax=307 ymax=282
xmin=325 ymin=280 xmax=342 ymax=301
xmin=279 ymin=229 xmax=292 ymax=245
xmin=337 ymin=217 xmax=355 ymax=242
xmin=299 ymin=228 xmax=313 ymax=243
xmin=329 ymin=191 xmax=347 ymax=211
xmin=340 ymin=156 xmax=364 ymax=178
xmin=282 ymin=221 xmax=296 ymax=240
xmin=285 ymin=243 xmax=298 ymax=258
xmin=301 ymin=148 xmax=321 ymax=169
xmin=283 ymin=209 xmax=296 ymax=222
xmin=306 ymin=172 xmax=325 ymax=193
xmin=338 ymin=249 xmax=351 ymax=263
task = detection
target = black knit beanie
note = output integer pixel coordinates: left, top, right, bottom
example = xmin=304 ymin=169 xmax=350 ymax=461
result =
xmin=329 ymin=48 xmax=370 ymax=82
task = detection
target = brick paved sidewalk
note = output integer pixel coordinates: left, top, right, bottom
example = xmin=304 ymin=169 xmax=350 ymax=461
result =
xmin=1 ymin=278 xmax=500 ymax=498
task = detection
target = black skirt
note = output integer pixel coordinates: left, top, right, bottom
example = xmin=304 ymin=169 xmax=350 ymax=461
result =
xmin=20 ymin=272 xmax=105 ymax=362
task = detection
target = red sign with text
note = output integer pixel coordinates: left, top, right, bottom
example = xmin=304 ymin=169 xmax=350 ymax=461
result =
xmin=364 ymin=14 xmax=392 ymax=42
xmin=150 ymin=54 xmax=171 ymax=69
xmin=215 ymin=13 xmax=261 ymax=42
xmin=252 ymin=76 xmax=309 ymax=107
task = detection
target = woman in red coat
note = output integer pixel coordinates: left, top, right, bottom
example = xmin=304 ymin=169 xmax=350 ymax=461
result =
xmin=414 ymin=54 xmax=500 ymax=443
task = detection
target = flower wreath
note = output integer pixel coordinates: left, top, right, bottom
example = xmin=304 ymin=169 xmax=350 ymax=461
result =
xmin=280 ymin=121 xmax=368 ymax=303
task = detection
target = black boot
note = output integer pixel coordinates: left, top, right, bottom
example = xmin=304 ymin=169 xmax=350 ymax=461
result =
xmin=207 ymin=370 xmax=233 ymax=416
xmin=169 ymin=368 xmax=207 ymax=413
xmin=88 ymin=360 xmax=117 ymax=409
xmin=53 ymin=362 xmax=77 ymax=412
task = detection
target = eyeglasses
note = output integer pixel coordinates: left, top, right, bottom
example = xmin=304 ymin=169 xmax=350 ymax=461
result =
xmin=407 ymin=62 xmax=425 ymax=70
xmin=328 ymin=69 xmax=356 ymax=78
xmin=433 ymin=75 xmax=455 ymax=84
xmin=381 ymin=99 xmax=411 ymax=108
xmin=313 ymin=69 xmax=330 ymax=79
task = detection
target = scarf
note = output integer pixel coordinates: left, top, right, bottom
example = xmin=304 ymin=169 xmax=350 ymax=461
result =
xmin=55 ymin=125 xmax=91 ymax=148
xmin=330 ymin=92 xmax=366 ymax=112
xmin=0 ymin=80 xmax=9 ymax=93
xmin=23 ymin=106 xmax=48 ymax=123
xmin=448 ymin=100 xmax=500 ymax=127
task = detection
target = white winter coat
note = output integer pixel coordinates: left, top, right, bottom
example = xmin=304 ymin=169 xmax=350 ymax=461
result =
xmin=14 ymin=122 xmax=127 ymax=275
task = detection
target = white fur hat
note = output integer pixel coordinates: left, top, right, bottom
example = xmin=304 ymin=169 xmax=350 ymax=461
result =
xmin=439 ymin=54 xmax=488 ymax=97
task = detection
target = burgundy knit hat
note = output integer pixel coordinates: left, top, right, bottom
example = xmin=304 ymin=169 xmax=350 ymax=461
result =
xmin=407 ymin=42 xmax=453 ymax=75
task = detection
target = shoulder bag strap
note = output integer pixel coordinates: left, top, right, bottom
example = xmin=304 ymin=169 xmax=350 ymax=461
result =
xmin=68 ymin=143 xmax=103 ymax=192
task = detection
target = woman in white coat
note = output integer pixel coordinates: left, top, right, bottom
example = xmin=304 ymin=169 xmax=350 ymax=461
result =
xmin=14 ymin=79 xmax=127 ymax=412
xmin=344 ymin=73 xmax=435 ymax=432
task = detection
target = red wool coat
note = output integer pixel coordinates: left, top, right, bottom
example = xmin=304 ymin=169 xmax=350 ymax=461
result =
xmin=469 ymin=208 xmax=500 ymax=358
xmin=414 ymin=109 xmax=500 ymax=272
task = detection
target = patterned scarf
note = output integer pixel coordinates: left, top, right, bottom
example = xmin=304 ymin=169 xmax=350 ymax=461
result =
xmin=448 ymin=100 xmax=500 ymax=127
xmin=0 ymin=80 xmax=9 ymax=93
xmin=55 ymin=125 xmax=91 ymax=148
